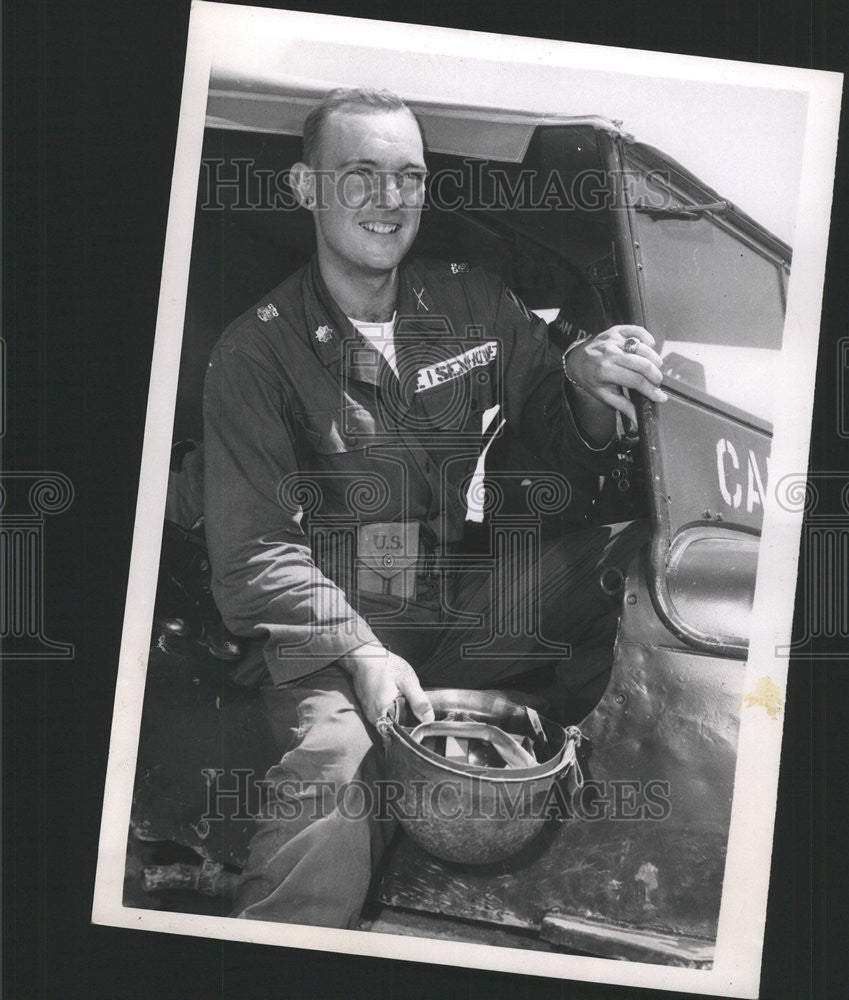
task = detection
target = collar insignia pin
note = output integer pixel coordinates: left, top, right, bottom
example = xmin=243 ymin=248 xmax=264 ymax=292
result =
xmin=256 ymin=303 xmax=279 ymax=322
xmin=414 ymin=287 xmax=429 ymax=312
xmin=314 ymin=324 xmax=333 ymax=343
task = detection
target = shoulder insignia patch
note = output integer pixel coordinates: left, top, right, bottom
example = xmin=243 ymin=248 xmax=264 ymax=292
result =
xmin=504 ymin=287 xmax=531 ymax=322
xmin=552 ymin=313 xmax=590 ymax=343
xmin=256 ymin=303 xmax=279 ymax=322
xmin=450 ymin=261 xmax=471 ymax=274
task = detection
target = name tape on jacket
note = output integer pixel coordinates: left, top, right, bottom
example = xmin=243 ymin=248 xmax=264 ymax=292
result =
xmin=415 ymin=341 xmax=498 ymax=393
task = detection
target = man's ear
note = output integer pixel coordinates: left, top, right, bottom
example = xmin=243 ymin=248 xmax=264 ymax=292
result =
xmin=290 ymin=162 xmax=316 ymax=209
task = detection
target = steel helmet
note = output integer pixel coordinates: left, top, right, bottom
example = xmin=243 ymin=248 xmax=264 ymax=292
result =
xmin=377 ymin=688 xmax=582 ymax=864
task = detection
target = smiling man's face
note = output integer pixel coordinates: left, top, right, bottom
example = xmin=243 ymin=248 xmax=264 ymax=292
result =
xmin=308 ymin=108 xmax=427 ymax=280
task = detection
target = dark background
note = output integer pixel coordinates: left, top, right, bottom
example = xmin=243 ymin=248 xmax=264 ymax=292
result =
xmin=3 ymin=1 xmax=847 ymax=998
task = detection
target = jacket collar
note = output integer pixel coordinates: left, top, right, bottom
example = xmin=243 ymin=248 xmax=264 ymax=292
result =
xmin=304 ymin=256 xmax=453 ymax=352
xmin=302 ymin=257 xmax=453 ymax=388
xmin=302 ymin=257 xmax=359 ymax=369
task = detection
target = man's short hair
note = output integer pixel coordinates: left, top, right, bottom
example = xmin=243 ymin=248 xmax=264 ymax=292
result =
xmin=302 ymin=88 xmax=424 ymax=166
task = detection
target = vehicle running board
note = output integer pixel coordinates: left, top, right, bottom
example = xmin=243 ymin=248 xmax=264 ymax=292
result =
xmin=540 ymin=912 xmax=714 ymax=968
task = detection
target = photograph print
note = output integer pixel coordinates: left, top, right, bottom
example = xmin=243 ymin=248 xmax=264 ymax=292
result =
xmin=92 ymin=5 xmax=842 ymax=997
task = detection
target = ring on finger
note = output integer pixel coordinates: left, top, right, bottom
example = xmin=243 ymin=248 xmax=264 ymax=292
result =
xmin=622 ymin=336 xmax=640 ymax=355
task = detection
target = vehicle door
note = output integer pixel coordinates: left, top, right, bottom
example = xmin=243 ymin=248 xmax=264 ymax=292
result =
xmin=611 ymin=137 xmax=790 ymax=655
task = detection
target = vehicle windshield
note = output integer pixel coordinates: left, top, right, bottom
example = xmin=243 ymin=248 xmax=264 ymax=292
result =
xmin=625 ymin=155 xmax=788 ymax=425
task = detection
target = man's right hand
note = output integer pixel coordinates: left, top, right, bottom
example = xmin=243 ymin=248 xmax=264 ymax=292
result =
xmin=338 ymin=642 xmax=435 ymax=728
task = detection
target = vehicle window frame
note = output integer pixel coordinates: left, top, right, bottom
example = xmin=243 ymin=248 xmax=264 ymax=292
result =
xmin=621 ymin=146 xmax=790 ymax=429
xmin=604 ymin=133 xmax=792 ymax=659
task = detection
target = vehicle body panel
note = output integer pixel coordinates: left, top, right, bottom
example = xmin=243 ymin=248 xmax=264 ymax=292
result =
xmin=379 ymin=552 xmax=743 ymax=965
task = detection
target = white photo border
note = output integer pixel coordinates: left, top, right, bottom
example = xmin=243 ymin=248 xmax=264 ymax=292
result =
xmin=92 ymin=4 xmax=843 ymax=997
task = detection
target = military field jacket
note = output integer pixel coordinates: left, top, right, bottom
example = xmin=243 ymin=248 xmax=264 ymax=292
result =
xmin=203 ymin=256 xmax=619 ymax=685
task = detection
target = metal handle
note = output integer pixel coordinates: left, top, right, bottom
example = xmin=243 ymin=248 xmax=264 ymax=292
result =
xmin=376 ymin=694 xmax=406 ymax=740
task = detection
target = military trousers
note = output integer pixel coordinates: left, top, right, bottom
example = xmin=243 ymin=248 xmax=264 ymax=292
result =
xmin=232 ymin=519 xmax=648 ymax=927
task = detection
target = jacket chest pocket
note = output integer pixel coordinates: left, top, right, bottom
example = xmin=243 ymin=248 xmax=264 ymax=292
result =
xmin=412 ymin=366 xmax=494 ymax=433
xmin=292 ymin=406 xmax=401 ymax=523
xmin=294 ymin=405 xmax=376 ymax=455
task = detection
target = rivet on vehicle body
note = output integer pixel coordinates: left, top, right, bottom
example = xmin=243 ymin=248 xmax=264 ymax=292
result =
xmin=600 ymin=567 xmax=624 ymax=595
xmin=636 ymin=263 xmax=643 ymax=270
xmin=615 ymin=693 xmax=626 ymax=704
xmin=626 ymin=593 xmax=637 ymax=605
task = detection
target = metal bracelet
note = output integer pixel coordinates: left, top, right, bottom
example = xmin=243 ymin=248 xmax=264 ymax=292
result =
xmin=561 ymin=345 xmax=586 ymax=391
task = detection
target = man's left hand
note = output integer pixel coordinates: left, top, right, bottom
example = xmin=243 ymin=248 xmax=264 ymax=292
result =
xmin=564 ymin=325 xmax=668 ymax=428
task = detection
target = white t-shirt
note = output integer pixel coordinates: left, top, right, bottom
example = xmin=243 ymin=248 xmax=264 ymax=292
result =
xmin=348 ymin=313 xmax=398 ymax=376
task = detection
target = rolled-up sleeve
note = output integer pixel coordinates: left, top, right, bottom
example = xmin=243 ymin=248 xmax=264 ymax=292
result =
xmin=203 ymin=340 xmax=377 ymax=686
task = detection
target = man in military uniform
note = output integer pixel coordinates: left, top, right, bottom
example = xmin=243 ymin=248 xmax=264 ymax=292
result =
xmin=203 ymin=88 xmax=667 ymax=927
